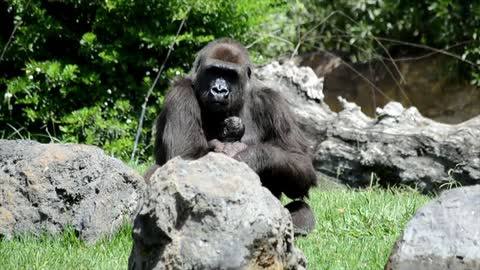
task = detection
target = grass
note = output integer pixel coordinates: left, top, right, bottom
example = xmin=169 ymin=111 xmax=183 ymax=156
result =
xmin=297 ymin=187 xmax=429 ymax=269
xmin=0 ymin=225 xmax=132 ymax=270
xmin=0 ymin=188 xmax=429 ymax=270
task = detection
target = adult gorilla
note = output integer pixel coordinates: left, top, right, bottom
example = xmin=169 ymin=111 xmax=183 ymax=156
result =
xmin=151 ymin=38 xmax=317 ymax=235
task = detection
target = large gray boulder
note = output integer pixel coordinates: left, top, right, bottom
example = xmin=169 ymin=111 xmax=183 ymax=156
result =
xmin=0 ymin=139 xmax=145 ymax=243
xmin=128 ymin=153 xmax=306 ymax=270
xmin=257 ymin=62 xmax=480 ymax=192
xmin=385 ymin=185 xmax=480 ymax=270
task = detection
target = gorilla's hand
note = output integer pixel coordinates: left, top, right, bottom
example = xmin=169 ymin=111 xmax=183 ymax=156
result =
xmin=208 ymin=139 xmax=225 ymax=153
xmin=208 ymin=139 xmax=247 ymax=158
xmin=223 ymin=142 xmax=247 ymax=157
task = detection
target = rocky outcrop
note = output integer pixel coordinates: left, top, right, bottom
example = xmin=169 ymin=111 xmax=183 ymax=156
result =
xmin=128 ymin=153 xmax=306 ymax=270
xmin=0 ymin=139 xmax=144 ymax=243
xmin=257 ymin=62 xmax=480 ymax=192
xmin=385 ymin=185 xmax=480 ymax=270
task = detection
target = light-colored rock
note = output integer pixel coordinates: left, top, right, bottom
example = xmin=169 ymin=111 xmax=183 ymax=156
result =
xmin=128 ymin=153 xmax=306 ymax=270
xmin=386 ymin=185 xmax=480 ymax=270
xmin=0 ymin=139 xmax=144 ymax=243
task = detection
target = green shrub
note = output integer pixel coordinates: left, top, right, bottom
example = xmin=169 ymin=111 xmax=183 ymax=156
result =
xmin=0 ymin=0 xmax=286 ymax=162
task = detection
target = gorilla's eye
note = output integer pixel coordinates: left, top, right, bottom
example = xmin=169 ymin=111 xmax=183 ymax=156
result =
xmin=247 ymin=67 xmax=252 ymax=78
xmin=206 ymin=66 xmax=239 ymax=82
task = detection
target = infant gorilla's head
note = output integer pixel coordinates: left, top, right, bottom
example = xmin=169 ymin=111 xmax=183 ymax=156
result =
xmin=219 ymin=116 xmax=244 ymax=142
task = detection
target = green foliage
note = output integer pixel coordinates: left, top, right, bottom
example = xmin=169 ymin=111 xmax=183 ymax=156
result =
xmin=292 ymin=0 xmax=480 ymax=84
xmin=3 ymin=0 xmax=476 ymax=162
xmin=0 ymin=0 xmax=285 ymax=161
xmin=60 ymin=100 xmax=139 ymax=159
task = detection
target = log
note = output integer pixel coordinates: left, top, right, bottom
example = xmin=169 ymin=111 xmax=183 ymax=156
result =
xmin=256 ymin=62 xmax=480 ymax=192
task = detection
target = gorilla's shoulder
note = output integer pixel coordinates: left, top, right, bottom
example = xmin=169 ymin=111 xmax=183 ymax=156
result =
xmin=172 ymin=77 xmax=193 ymax=88
xmin=164 ymin=77 xmax=197 ymax=104
xmin=250 ymin=83 xmax=287 ymax=108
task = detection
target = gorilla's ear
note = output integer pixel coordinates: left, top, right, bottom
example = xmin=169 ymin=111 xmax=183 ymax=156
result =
xmin=247 ymin=66 xmax=252 ymax=79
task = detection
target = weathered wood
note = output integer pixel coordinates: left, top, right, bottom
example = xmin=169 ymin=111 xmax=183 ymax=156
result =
xmin=257 ymin=62 xmax=480 ymax=192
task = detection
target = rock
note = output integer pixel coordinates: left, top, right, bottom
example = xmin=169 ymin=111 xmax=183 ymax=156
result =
xmin=317 ymin=99 xmax=480 ymax=191
xmin=0 ymin=139 xmax=144 ymax=243
xmin=386 ymin=185 xmax=480 ymax=270
xmin=128 ymin=153 xmax=306 ymax=270
xmin=256 ymin=62 xmax=480 ymax=192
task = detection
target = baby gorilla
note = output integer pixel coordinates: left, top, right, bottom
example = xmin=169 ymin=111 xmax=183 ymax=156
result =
xmin=219 ymin=116 xmax=244 ymax=141
xmin=208 ymin=116 xmax=247 ymax=157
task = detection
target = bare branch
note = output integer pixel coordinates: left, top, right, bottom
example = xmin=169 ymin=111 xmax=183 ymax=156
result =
xmin=290 ymin=11 xmax=339 ymax=60
xmin=320 ymin=50 xmax=395 ymax=102
xmin=0 ymin=1 xmax=32 ymax=62
xmin=375 ymin=37 xmax=480 ymax=68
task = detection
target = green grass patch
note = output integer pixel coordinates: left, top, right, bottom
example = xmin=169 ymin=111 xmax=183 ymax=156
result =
xmin=0 ymin=225 xmax=132 ymax=270
xmin=0 ymin=188 xmax=429 ymax=270
xmin=126 ymin=161 xmax=150 ymax=176
xmin=297 ymin=188 xmax=429 ymax=269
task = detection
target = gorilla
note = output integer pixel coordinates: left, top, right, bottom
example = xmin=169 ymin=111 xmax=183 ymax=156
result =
xmin=150 ymin=38 xmax=317 ymax=235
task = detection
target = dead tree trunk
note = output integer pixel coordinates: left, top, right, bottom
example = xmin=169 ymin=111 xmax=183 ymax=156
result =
xmin=257 ymin=62 xmax=480 ymax=192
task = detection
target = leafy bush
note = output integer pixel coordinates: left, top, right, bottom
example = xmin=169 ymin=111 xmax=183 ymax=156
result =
xmin=0 ymin=0 xmax=286 ymax=161
xmin=292 ymin=0 xmax=480 ymax=84
xmin=4 ymin=0 xmax=475 ymax=162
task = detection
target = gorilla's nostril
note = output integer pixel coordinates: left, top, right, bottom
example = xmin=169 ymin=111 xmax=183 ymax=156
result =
xmin=219 ymin=88 xmax=229 ymax=97
xmin=211 ymin=87 xmax=229 ymax=96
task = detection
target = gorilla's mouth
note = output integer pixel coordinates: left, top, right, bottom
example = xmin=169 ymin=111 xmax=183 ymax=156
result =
xmin=210 ymin=101 xmax=228 ymax=108
xmin=208 ymin=97 xmax=228 ymax=106
xmin=208 ymin=100 xmax=229 ymax=111
xmin=212 ymin=100 xmax=227 ymax=104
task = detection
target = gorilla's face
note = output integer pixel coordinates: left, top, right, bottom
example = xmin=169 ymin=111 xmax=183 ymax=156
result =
xmin=194 ymin=62 xmax=250 ymax=113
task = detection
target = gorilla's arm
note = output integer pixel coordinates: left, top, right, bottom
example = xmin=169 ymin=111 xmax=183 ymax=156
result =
xmin=154 ymin=78 xmax=209 ymax=165
xmin=235 ymin=88 xmax=317 ymax=199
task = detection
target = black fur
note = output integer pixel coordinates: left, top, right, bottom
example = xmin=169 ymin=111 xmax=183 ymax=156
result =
xmin=152 ymin=38 xmax=317 ymax=234
xmin=154 ymin=77 xmax=209 ymax=166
